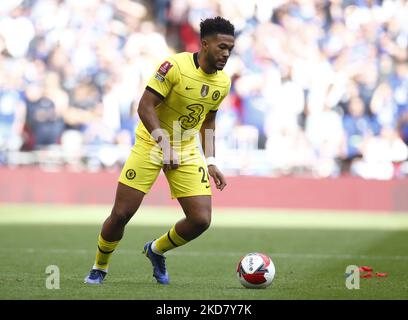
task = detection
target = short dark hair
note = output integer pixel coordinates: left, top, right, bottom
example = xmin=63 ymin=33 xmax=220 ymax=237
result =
xmin=200 ymin=16 xmax=235 ymax=39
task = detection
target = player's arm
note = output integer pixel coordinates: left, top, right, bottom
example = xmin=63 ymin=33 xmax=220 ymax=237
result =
xmin=138 ymin=88 xmax=179 ymax=171
xmin=200 ymin=111 xmax=227 ymax=191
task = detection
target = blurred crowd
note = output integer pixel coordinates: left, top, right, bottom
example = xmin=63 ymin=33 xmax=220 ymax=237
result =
xmin=1 ymin=0 xmax=408 ymax=179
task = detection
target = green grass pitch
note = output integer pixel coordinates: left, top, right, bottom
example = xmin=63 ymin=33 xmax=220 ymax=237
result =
xmin=1 ymin=204 xmax=408 ymax=300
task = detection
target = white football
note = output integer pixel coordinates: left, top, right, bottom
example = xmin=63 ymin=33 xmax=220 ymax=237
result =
xmin=236 ymin=252 xmax=275 ymax=289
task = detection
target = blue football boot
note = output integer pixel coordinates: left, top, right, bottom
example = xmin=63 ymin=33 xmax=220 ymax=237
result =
xmin=143 ymin=241 xmax=169 ymax=284
xmin=84 ymin=269 xmax=106 ymax=284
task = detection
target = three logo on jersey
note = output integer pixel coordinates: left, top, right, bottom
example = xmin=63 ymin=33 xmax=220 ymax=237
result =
xmin=178 ymin=104 xmax=204 ymax=130
xmin=178 ymin=86 xmax=221 ymax=130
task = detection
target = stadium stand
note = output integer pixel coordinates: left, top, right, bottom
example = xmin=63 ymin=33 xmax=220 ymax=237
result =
xmin=1 ymin=0 xmax=408 ymax=179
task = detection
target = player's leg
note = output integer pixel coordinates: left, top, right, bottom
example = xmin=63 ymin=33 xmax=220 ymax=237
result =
xmin=155 ymin=195 xmax=211 ymax=249
xmin=85 ymin=140 xmax=161 ymax=284
xmin=84 ymin=183 xmax=145 ymax=284
xmin=143 ymin=195 xmax=211 ymax=285
xmin=96 ymin=183 xmax=145 ymax=263
xmin=101 ymin=183 xmax=145 ymax=242
xmin=151 ymin=196 xmax=211 ymax=254
xmin=175 ymin=195 xmax=212 ymax=240
xmin=143 ymin=151 xmax=212 ymax=284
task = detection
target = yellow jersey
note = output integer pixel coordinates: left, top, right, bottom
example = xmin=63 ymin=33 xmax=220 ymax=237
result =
xmin=135 ymin=52 xmax=231 ymax=146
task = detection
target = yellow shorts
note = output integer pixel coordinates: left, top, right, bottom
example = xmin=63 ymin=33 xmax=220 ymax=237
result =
xmin=118 ymin=138 xmax=212 ymax=199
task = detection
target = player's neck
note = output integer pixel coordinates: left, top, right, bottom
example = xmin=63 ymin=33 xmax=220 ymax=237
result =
xmin=197 ymin=51 xmax=217 ymax=74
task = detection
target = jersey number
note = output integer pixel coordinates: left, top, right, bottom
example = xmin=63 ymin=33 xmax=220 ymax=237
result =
xmin=198 ymin=166 xmax=210 ymax=184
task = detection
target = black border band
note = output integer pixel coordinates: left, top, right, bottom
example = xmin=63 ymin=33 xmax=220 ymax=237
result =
xmin=193 ymin=52 xmax=200 ymax=69
xmin=167 ymin=231 xmax=178 ymax=247
xmin=98 ymin=246 xmax=114 ymax=254
xmin=146 ymin=86 xmax=165 ymax=100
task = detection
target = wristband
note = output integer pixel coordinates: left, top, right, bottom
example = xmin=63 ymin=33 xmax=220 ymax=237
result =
xmin=206 ymin=156 xmax=216 ymax=167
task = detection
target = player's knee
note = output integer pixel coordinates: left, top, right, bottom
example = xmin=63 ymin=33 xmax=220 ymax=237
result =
xmin=110 ymin=206 xmax=134 ymax=226
xmin=191 ymin=212 xmax=211 ymax=232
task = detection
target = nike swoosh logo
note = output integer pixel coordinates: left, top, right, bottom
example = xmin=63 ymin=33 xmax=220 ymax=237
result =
xmin=205 ymin=185 xmax=210 ymax=188
xmin=185 ymin=87 xmax=194 ymax=90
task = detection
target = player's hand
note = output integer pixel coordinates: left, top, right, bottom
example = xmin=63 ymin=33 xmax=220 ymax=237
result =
xmin=161 ymin=143 xmax=179 ymax=173
xmin=208 ymin=165 xmax=227 ymax=191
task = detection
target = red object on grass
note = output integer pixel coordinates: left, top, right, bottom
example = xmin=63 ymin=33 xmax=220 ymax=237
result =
xmin=375 ymin=272 xmax=388 ymax=277
xmin=360 ymin=272 xmax=373 ymax=278
xmin=359 ymin=266 xmax=373 ymax=272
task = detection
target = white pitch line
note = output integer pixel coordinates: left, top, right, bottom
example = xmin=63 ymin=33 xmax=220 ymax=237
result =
xmin=1 ymin=247 xmax=408 ymax=261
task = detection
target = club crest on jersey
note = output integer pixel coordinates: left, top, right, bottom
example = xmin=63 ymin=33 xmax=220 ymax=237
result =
xmin=126 ymin=169 xmax=136 ymax=180
xmin=212 ymin=90 xmax=220 ymax=101
xmin=201 ymin=85 xmax=209 ymax=97
xmin=158 ymin=61 xmax=173 ymax=76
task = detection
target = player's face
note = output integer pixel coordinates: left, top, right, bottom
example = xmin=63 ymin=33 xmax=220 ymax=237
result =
xmin=205 ymin=34 xmax=235 ymax=70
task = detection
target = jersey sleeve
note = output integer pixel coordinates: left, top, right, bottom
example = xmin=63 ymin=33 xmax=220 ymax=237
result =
xmin=210 ymin=77 xmax=231 ymax=112
xmin=146 ymin=58 xmax=180 ymax=99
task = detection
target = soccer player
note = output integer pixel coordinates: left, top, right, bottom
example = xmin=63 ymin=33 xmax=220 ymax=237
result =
xmin=84 ymin=16 xmax=235 ymax=285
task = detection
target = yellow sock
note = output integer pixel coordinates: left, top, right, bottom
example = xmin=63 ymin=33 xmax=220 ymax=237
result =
xmin=93 ymin=234 xmax=120 ymax=271
xmin=153 ymin=226 xmax=188 ymax=254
